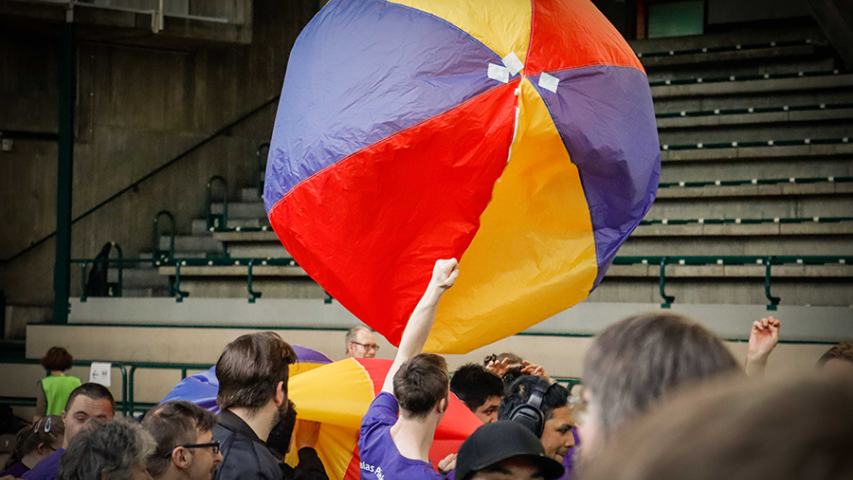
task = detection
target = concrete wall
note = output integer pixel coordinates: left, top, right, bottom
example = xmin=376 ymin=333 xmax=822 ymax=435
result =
xmin=0 ymin=0 xmax=317 ymax=306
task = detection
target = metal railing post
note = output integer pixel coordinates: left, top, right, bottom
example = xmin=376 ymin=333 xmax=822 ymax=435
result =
xmin=154 ymin=211 xmax=176 ymax=260
xmin=207 ymin=176 xmax=228 ymax=231
xmin=247 ymin=259 xmax=262 ymax=303
xmin=117 ymin=364 xmax=128 ymax=416
xmin=659 ymin=257 xmax=675 ymax=308
xmin=128 ymin=365 xmax=137 ymax=416
xmin=174 ymin=261 xmax=189 ymax=302
xmin=765 ymin=256 xmax=781 ymax=310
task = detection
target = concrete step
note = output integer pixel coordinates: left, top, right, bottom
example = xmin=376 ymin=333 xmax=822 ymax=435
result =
xmin=632 ymin=221 xmax=853 ymax=237
xmin=645 ymin=195 xmax=853 ymax=220
xmin=656 ymin=89 xmax=853 ymax=115
xmin=660 ymin=142 xmax=853 ymax=163
xmin=642 ymin=44 xmax=821 ymax=69
xmin=210 ymin=202 xmax=265 ymax=219
xmin=630 ymin=25 xmax=823 ymax=55
xmin=656 ymin=107 xmax=853 ymax=129
xmin=158 ymin=264 xmax=307 ymax=277
xmin=646 ymin=56 xmax=835 ymax=84
xmin=657 ymin=122 xmax=853 ymax=146
xmin=657 ymin=181 xmax=853 ymax=199
xmin=169 ymin=277 xmax=326 ymax=300
xmin=590 ymin=277 xmax=853 ymax=306
xmin=659 ymin=156 xmax=853 ymax=183
xmin=107 ymin=267 xmax=170 ymax=288
xmin=120 ymin=287 xmax=172 ymax=297
xmin=240 ymin=188 xmax=262 ymax=202
xmin=225 ymin=243 xmax=290 ymax=258
xmin=607 ymin=263 xmax=853 ymax=278
xmin=159 ymin=235 xmax=224 ymax=254
xmin=620 ymin=235 xmax=853 ymax=256
xmin=191 ymin=218 xmax=267 ymax=235
xmin=651 ymin=73 xmax=853 ymax=101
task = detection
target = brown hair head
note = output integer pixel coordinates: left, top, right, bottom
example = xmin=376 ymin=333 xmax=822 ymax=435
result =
xmin=215 ymin=332 xmax=297 ymax=411
xmin=582 ymin=312 xmax=740 ymax=442
xmin=66 ymin=383 xmax=116 ymax=415
xmin=142 ymin=401 xmax=217 ymax=477
xmin=4 ymin=416 xmax=65 ymax=470
xmin=578 ymin=374 xmax=853 ymax=480
xmin=817 ymin=342 xmax=853 ymax=367
xmin=41 ymin=347 xmax=73 ymax=372
xmin=393 ymin=353 xmax=449 ymax=418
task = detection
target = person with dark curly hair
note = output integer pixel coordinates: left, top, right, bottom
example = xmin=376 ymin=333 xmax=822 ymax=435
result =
xmin=34 ymin=347 xmax=81 ymax=422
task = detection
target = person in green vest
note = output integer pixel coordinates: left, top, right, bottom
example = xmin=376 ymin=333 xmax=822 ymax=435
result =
xmin=34 ymin=347 xmax=82 ymax=421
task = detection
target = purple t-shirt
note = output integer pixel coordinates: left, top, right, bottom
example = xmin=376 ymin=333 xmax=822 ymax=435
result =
xmin=1 ymin=460 xmax=31 ymax=478
xmin=358 ymin=392 xmax=444 ymax=480
xmin=20 ymin=447 xmax=63 ymax=480
xmin=556 ymin=428 xmax=580 ymax=480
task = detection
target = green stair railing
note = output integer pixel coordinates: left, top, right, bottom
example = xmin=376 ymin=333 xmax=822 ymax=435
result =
xmin=659 ymin=175 xmax=853 ymax=189
xmin=153 ymin=210 xmax=176 ymax=261
xmin=613 ymin=255 xmax=852 ymax=309
xmin=207 ymin=176 xmax=228 ymax=232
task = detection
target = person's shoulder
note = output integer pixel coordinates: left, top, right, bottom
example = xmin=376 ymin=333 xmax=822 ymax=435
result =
xmin=360 ymin=392 xmax=398 ymax=439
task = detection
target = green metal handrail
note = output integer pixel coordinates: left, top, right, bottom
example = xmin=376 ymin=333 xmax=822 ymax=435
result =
xmin=256 ymin=142 xmax=270 ymax=195
xmin=659 ymin=175 xmax=853 ymax=189
xmin=656 ymin=102 xmax=853 ymax=119
xmin=613 ymin=255 xmax=852 ymax=308
xmin=126 ymin=362 xmax=211 ymax=415
xmin=73 ymin=258 xmax=158 ymax=302
xmin=659 ymin=257 xmax=675 ymax=308
xmin=638 ymin=38 xmax=813 ymax=59
xmin=154 ymin=210 xmax=176 ymax=260
xmin=74 ymin=255 xmax=850 ymax=310
xmin=207 ymin=176 xmax=228 ymax=231
xmin=662 ymin=137 xmax=850 ymax=151
xmin=649 ymin=68 xmax=843 ymax=87
xmin=640 ymin=216 xmax=853 ymax=226
xmin=247 ymin=258 xmax=262 ymax=303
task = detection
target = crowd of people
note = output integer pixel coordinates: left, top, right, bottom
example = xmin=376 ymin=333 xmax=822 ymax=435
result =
xmin=2 ymin=259 xmax=852 ymax=480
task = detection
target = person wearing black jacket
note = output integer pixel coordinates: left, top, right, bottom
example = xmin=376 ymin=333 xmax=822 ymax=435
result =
xmin=267 ymin=400 xmax=328 ymax=480
xmin=211 ymin=332 xmax=302 ymax=480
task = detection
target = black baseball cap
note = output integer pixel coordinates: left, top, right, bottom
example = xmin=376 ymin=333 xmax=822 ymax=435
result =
xmin=456 ymin=421 xmax=565 ymax=480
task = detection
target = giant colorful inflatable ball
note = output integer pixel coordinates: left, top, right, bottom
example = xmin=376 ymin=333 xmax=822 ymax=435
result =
xmin=265 ymin=0 xmax=660 ymax=353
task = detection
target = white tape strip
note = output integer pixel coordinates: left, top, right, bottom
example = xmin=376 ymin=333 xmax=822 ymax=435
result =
xmin=488 ymin=63 xmax=510 ymax=83
xmin=502 ymin=52 xmax=524 ymax=76
xmin=538 ymin=72 xmax=560 ymax=93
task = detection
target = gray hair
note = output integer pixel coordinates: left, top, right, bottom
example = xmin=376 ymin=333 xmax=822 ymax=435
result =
xmin=582 ymin=312 xmax=740 ymax=442
xmin=58 ymin=417 xmax=156 ymax=480
xmin=345 ymin=326 xmax=371 ymax=351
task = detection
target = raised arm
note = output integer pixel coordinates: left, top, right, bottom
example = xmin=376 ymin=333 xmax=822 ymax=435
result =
xmin=745 ymin=316 xmax=781 ymax=377
xmin=382 ymin=258 xmax=458 ymax=393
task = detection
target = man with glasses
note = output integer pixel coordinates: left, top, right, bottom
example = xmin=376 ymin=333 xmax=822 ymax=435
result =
xmin=345 ymin=326 xmax=380 ymax=359
xmin=143 ymin=401 xmax=223 ymax=480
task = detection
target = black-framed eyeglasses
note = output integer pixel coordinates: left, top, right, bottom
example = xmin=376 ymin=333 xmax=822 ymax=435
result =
xmin=350 ymin=341 xmax=380 ymax=352
xmin=162 ymin=441 xmax=220 ymax=457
